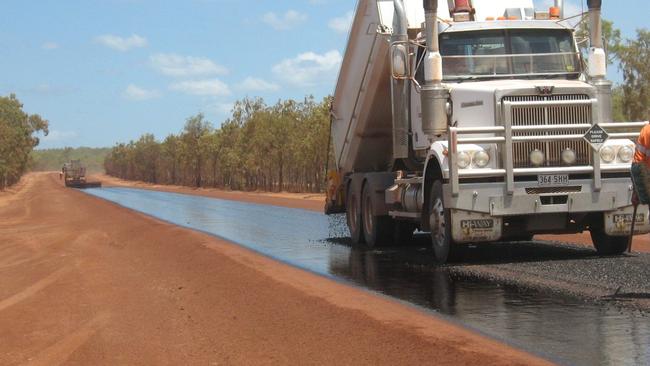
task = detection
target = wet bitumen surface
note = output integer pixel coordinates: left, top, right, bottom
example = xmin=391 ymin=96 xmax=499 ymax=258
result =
xmin=83 ymin=187 xmax=650 ymax=366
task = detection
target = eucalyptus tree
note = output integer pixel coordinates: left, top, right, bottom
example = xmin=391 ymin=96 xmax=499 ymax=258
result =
xmin=0 ymin=94 xmax=49 ymax=189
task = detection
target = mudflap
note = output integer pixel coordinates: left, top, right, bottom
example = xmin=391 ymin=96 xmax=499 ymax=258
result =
xmin=450 ymin=209 xmax=503 ymax=243
xmin=604 ymin=205 xmax=650 ymax=236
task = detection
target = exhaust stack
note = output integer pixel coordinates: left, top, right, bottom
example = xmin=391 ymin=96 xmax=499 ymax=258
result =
xmin=390 ymin=0 xmax=410 ymax=159
xmin=587 ymin=0 xmax=605 ymax=78
xmin=586 ymin=0 xmax=612 ymax=123
xmin=421 ymin=0 xmax=449 ymax=138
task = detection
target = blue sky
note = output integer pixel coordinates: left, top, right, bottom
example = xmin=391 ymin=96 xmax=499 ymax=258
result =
xmin=0 ymin=0 xmax=646 ymax=149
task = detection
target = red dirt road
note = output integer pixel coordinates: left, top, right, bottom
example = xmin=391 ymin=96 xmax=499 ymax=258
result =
xmin=0 ymin=173 xmax=550 ymax=365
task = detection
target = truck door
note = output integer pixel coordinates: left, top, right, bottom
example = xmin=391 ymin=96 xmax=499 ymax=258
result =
xmin=410 ymin=47 xmax=431 ymax=151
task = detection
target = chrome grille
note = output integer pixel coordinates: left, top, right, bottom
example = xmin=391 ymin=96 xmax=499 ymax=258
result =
xmin=525 ymin=186 xmax=582 ymax=195
xmin=504 ymin=95 xmax=592 ymax=168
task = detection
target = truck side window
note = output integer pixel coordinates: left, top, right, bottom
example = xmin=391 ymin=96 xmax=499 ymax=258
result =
xmin=415 ymin=46 xmax=426 ymax=86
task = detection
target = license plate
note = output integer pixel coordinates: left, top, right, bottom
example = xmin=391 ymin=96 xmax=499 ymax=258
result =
xmin=613 ymin=214 xmax=645 ymax=224
xmin=538 ymin=174 xmax=569 ymax=186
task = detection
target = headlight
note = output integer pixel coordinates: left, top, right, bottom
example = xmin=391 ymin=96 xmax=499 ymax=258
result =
xmin=457 ymin=151 xmax=471 ymax=169
xmin=561 ymin=148 xmax=577 ymax=165
xmin=529 ymin=149 xmax=545 ymax=167
xmin=473 ymin=151 xmax=490 ymax=168
xmin=600 ymin=146 xmax=616 ymax=163
xmin=618 ymin=146 xmax=634 ymax=163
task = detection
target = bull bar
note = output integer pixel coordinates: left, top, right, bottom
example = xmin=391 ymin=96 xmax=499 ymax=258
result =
xmin=447 ymin=97 xmax=648 ymax=197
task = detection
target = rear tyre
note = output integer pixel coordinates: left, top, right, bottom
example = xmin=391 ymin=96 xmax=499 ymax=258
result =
xmin=590 ymin=230 xmax=628 ymax=255
xmin=428 ymin=180 xmax=459 ymax=264
xmin=346 ymin=184 xmax=364 ymax=245
xmin=361 ymin=183 xmax=394 ymax=248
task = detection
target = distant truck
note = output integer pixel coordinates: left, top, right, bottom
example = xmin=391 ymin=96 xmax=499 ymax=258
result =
xmin=61 ymin=160 xmax=101 ymax=188
xmin=325 ymin=0 xmax=650 ymax=263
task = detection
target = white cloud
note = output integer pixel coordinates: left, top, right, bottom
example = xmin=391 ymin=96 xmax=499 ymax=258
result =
xmin=123 ymin=84 xmax=161 ymax=101
xmin=328 ymin=11 xmax=354 ymax=34
xmin=262 ymin=10 xmax=308 ymax=30
xmin=32 ymin=84 xmax=55 ymax=94
xmin=169 ymin=79 xmax=231 ymax=96
xmin=42 ymin=42 xmax=59 ymax=50
xmin=25 ymin=83 xmax=75 ymax=96
xmin=95 ymin=34 xmax=148 ymax=52
xmin=151 ymin=53 xmax=228 ymax=78
xmin=41 ymin=130 xmax=78 ymax=143
xmin=272 ymin=50 xmax=342 ymax=86
xmin=206 ymin=102 xmax=235 ymax=116
xmin=236 ymin=77 xmax=280 ymax=92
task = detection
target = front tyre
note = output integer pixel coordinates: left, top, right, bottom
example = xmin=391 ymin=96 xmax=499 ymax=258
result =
xmin=590 ymin=229 xmax=628 ymax=255
xmin=428 ymin=180 xmax=457 ymax=264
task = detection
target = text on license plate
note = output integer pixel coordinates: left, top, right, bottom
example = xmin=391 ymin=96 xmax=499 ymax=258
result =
xmin=538 ymin=174 xmax=569 ymax=186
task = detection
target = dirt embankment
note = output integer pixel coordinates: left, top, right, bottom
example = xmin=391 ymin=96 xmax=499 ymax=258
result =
xmin=91 ymin=173 xmax=650 ymax=253
xmin=0 ymin=173 xmax=549 ymax=365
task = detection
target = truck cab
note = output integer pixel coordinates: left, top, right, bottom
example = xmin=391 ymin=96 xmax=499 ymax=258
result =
xmin=326 ymin=0 xmax=649 ymax=263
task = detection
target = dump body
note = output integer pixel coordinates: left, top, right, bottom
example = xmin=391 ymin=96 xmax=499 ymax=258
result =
xmin=330 ymin=0 xmax=393 ymax=175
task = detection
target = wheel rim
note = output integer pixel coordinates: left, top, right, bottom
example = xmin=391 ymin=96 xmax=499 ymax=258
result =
xmin=363 ymin=194 xmax=374 ymax=236
xmin=429 ymin=197 xmax=446 ymax=248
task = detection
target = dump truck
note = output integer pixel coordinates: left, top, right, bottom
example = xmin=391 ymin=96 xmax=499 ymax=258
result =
xmin=62 ymin=160 xmax=101 ymax=188
xmin=325 ymin=0 xmax=650 ymax=263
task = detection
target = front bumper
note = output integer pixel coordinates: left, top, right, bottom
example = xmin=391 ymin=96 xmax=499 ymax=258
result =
xmin=444 ymin=178 xmax=634 ymax=216
xmin=443 ymin=178 xmax=650 ymax=243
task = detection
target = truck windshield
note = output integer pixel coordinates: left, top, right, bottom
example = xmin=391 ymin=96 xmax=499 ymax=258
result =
xmin=439 ymin=29 xmax=580 ymax=81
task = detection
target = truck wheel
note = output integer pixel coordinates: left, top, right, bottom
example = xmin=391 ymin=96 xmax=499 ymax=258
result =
xmin=590 ymin=230 xmax=628 ymax=255
xmin=346 ymin=184 xmax=364 ymax=244
xmin=361 ymin=183 xmax=394 ymax=248
xmin=428 ymin=180 xmax=458 ymax=264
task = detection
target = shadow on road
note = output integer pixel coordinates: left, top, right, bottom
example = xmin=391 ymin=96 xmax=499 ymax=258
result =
xmin=325 ymin=234 xmax=617 ymax=267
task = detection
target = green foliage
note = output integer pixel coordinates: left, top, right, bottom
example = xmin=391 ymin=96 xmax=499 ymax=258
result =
xmin=0 ymin=94 xmax=49 ymax=190
xmin=31 ymin=147 xmax=111 ymax=173
xmin=104 ymin=96 xmax=332 ymax=193
xmin=616 ymin=29 xmax=650 ymax=120
xmin=576 ymin=19 xmax=622 ymax=64
xmin=578 ymin=20 xmax=649 ymax=121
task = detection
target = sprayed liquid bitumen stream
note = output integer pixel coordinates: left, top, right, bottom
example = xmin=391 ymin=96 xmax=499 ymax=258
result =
xmin=84 ymin=187 xmax=650 ymax=366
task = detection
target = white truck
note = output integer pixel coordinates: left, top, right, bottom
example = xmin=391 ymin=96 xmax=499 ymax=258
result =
xmin=325 ymin=0 xmax=650 ymax=263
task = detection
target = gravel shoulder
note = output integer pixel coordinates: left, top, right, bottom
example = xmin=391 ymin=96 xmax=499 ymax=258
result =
xmin=0 ymin=173 xmax=548 ymax=365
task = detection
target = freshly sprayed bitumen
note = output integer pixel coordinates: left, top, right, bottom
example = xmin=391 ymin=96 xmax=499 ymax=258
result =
xmin=84 ymin=187 xmax=650 ymax=366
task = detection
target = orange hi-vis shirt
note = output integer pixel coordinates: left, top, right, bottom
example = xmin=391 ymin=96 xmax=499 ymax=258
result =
xmin=634 ymin=124 xmax=650 ymax=166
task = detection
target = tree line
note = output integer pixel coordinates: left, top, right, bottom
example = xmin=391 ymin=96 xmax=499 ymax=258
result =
xmin=104 ymin=96 xmax=332 ymax=193
xmin=0 ymin=94 xmax=49 ymax=190
xmin=31 ymin=147 xmax=111 ymax=173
